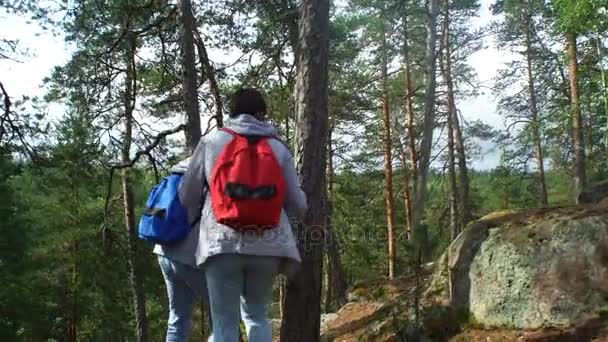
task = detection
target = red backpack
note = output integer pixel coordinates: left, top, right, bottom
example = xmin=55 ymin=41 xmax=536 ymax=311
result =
xmin=210 ymin=128 xmax=287 ymax=231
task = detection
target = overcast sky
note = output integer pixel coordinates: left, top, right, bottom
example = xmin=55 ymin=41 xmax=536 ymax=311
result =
xmin=0 ymin=0 xmax=507 ymax=170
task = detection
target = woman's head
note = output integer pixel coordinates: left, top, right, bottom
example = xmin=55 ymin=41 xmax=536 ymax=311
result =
xmin=229 ymin=88 xmax=267 ymax=120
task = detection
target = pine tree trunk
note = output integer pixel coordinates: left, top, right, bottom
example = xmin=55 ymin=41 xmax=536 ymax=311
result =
xmin=178 ymin=0 xmax=201 ymax=153
xmin=67 ymin=242 xmax=78 ymax=342
xmin=381 ymin=23 xmax=397 ymax=280
xmin=400 ymin=7 xmax=414 ymax=238
xmin=412 ymin=0 xmax=439 ymax=244
xmin=280 ymin=0 xmax=329 ymax=340
xmin=441 ymin=4 xmax=460 ymax=239
xmin=122 ymin=31 xmax=149 ymax=342
xmin=402 ymin=6 xmax=418 ymax=191
xmin=397 ymin=140 xmax=413 ymax=240
xmin=566 ymin=32 xmax=586 ymax=202
xmin=451 ymin=110 xmax=470 ymax=223
xmin=525 ymin=20 xmax=548 ymax=206
xmin=439 ymin=2 xmax=471 ymax=225
xmin=596 ymin=38 xmax=608 ymax=163
xmin=325 ymin=129 xmax=347 ymax=311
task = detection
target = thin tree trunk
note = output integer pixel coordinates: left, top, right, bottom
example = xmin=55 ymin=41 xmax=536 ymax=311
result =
xmin=402 ymin=6 xmax=418 ymax=190
xmin=400 ymin=6 xmax=414 ymax=239
xmin=451 ymin=111 xmax=470 ymax=222
xmin=122 ymin=31 xmax=149 ymax=342
xmin=67 ymin=242 xmax=78 ymax=342
xmin=325 ymin=129 xmax=347 ymax=311
xmin=441 ymin=3 xmax=459 ymax=239
xmin=439 ymin=2 xmax=471 ymax=225
xmin=178 ymin=0 xmax=201 ymax=153
xmin=597 ymin=37 xmax=608 ymax=161
xmin=412 ymin=0 xmax=439 ymax=241
xmin=397 ymin=139 xmax=413 ymax=240
xmin=525 ymin=19 xmax=548 ymax=206
xmin=381 ymin=22 xmax=397 ymax=280
xmin=280 ymin=0 xmax=329 ymax=340
xmin=566 ymin=32 xmax=586 ymax=202
xmin=279 ymin=275 xmax=286 ymax=318
xmin=193 ymin=28 xmax=224 ymax=129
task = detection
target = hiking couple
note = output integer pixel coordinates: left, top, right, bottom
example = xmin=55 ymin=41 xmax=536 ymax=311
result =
xmin=146 ymin=88 xmax=307 ymax=342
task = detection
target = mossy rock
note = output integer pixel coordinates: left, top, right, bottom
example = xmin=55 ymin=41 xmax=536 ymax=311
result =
xmin=426 ymin=206 xmax=608 ymax=330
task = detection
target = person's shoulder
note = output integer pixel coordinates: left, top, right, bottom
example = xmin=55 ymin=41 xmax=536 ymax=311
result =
xmin=268 ymin=137 xmax=292 ymax=158
xmin=203 ymin=128 xmax=232 ymax=143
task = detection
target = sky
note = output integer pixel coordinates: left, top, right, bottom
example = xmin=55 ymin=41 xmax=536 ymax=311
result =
xmin=0 ymin=0 xmax=508 ymax=170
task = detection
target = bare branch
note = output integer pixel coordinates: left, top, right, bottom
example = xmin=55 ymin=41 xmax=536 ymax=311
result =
xmin=110 ymin=123 xmax=185 ymax=169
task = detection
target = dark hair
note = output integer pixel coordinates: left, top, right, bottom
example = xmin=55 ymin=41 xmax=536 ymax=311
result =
xmin=229 ymin=88 xmax=267 ymax=119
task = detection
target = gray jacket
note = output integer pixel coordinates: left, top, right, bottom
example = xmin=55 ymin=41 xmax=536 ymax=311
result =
xmin=176 ymin=114 xmax=307 ymax=274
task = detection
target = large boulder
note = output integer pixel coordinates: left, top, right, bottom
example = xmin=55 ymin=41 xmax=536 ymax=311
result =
xmin=427 ymin=203 xmax=608 ymax=330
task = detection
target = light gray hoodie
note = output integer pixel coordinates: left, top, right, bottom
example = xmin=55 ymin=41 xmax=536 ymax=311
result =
xmin=161 ymin=114 xmax=307 ymax=274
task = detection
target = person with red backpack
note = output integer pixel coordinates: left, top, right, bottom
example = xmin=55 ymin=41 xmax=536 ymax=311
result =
xmin=179 ymin=88 xmax=307 ymax=342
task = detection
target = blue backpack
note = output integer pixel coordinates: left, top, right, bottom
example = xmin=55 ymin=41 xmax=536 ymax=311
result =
xmin=138 ymin=172 xmax=192 ymax=245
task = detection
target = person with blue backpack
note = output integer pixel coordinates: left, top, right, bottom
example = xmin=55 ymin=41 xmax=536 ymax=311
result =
xmin=179 ymin=88 xmax=307 ymax=342
xmin=139 ymin=158 xmax=211 ymax=341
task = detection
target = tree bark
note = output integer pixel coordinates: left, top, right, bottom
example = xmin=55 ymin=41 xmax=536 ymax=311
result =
xmin=566 ymin=32 xmax=586 ymax=202
xmin=525 ymin=18 xmax=548 ymax=206
xmin=380 ymin=23 xmax=397 ymax=280
xmin=412 ymin=0 xmax=439 ymax=240
xmin=280 ymin=0 xmax=329 ymax=341
xmin=325 ymin=128 xmax=347 ymax=311
xmin=178 ymin=0 xmax=201 ymax=153
xmin=122 ymin=31 xmax=149 ymax=342
xmin=441 ymin=3 xmax=459 ymax=239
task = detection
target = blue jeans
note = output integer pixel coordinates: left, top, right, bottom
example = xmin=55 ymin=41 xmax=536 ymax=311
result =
xmin=158 ymin=255 xmax=210 ymax=342
xmin=206 ymin=254 xmax=280 ymax=342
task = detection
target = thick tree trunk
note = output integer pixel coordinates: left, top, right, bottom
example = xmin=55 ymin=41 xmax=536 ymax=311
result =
xmin=566 ymin=32 xmax=586 ymax=202
xmin=122 ymin=32 xmax=149 ymax=342
xmin=381 ymin=23 xmax=397 ymax=280
xmin=280 ymin=0 xmax=329 ymax=341
xmin=441 ymin=5 xmax=459 ymax=239
xmin=412 ymin=0 xmax=439 ymax=240
xmin=178 ymin=0 xmax=201 ymax=153
xmin=525 ymin=22 xmax=548 ymax=206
